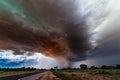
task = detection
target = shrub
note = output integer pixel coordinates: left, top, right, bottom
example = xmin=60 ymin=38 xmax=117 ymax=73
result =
xmin=52 ymin=71 xmax=83 ymax=80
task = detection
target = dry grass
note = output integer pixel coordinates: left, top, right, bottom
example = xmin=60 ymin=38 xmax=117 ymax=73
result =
xmin=64 ymin=71 xmax=117 ymax=80
xmin=0 ymin=71 xmax=38 ymax=77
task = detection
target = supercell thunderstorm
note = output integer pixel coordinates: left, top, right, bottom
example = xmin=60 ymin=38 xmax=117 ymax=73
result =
xmin=0 ymin=0 xmax=120 ymax=68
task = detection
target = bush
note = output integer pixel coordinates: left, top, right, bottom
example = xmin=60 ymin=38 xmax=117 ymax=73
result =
xmin=98 ymin=70 xmax=112 ymax=75
xmin=80 ymin=64 xmax=88 ymax=70
xmin=116 ymin=64 xmax=120 ymax=69
xmin=52 ymin=71 xmax=82 ymax=80
xmin=90 ymin=66 xmax=99 ymax=70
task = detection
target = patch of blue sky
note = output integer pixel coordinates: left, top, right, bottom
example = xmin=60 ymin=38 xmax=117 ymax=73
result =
xmin=0 ymin=50 xmax=38 ymax=68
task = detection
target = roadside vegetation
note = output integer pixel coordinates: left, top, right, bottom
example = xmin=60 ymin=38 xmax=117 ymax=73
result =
xmin=51 ymin=64 xmax=120 ymax=80
xmin=52 ymin=71 xmax=83 ymax=80
xmin=0 ymin=67 xmax=46 ymax=72
xmin=0 ymin=67 xmax=46 ymax=78
xmin=0 ymin=67 xmax=37 ymax=72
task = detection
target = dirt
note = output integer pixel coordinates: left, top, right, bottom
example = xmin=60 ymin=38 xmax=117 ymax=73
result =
xmin=39 ymin=71 xmax=61 ymax=80
xmin=64 ymin=71 xmax=117 ymax=80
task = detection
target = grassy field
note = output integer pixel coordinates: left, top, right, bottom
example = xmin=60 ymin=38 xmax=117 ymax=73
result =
xmin=52 ymin=71 xmax=83 ymax=80
xmin=52 ymin=69 xmax=120 ymax=80
xmin=0 ymin=69 xmax=119 ymax=80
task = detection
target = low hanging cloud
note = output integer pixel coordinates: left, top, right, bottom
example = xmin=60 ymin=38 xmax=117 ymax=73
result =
xmin=0 ymin=0 xmax=119 ymax=67
xmin=0 ymin=0 xmax=96 ymax=62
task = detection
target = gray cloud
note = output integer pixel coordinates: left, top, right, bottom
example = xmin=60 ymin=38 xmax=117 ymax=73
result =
xmin=0 ymin=0 xmax=95 ymax=62
xmin=0 ymin=0 xmax=120 ymax=67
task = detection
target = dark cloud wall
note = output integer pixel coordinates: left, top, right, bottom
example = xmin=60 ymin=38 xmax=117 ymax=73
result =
xmin=0 ymin=0 xmax=120 ymax=68
xmin=0 ymin=0 xmax=94 ymax=62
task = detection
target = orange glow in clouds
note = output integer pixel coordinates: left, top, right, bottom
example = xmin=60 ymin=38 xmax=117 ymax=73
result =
xmin=39 ymin=37 xmax=69 ymax=57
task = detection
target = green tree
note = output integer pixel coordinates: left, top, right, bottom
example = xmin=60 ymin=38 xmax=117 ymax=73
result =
xmin=90 ymin=66 xmax=98 ymax=70
xmin=101 ymin=65 xmax=108 ymax=69
xmin=50 ymin=68 xmax=54 ymax=71
xmin=101 ymin=65 xmax=114 ymax=69
xmin=116 ymin=64 xmax=120 ymax=69
xmin=80 ymin=64 xmax=88 ymax=70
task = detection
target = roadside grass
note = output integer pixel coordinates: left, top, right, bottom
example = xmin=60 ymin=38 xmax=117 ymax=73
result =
xmin=89 ymin=69 xmax=120 ymax=80
xmin=52 ymin=71 xmax=83 ymax=80
xmin=0 ymin=71 xmax=40 ymax=77
xmin=89 ymin=69 xmax=120 ymax=75
xmin=0 ymin=71 xmax=4 ymax=74
xmin=51 ymin=69 xmax=120 ymax=80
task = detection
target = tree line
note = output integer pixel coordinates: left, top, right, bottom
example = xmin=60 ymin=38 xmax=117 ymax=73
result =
xmin=80 ymin=64 xmax=120 ymax=70
xmin=0 ymin=64 xmax=120 ymax=71
xmin=0 ymin=67 xmax=43 ymax=71
xmin=55 ymin=64 xmax=120 ymax=71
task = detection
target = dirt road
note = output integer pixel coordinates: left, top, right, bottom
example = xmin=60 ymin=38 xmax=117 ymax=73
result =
xmin=19 ymin=71 xmax=60 ymax=80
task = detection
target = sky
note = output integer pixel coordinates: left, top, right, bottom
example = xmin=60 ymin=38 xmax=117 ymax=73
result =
xmin=0 ymin=0 xmax=120 ymax=69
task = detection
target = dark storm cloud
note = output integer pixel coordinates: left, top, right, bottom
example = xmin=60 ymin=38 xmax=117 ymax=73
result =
xmin=21 ymin=0 xmax=92 ymax=61
xmin=0 ymin=17 xmax=68 ymax=56
xmin=0 ymin=0 xmax=93 ymax=61
xmin=64 ymin=22 xmax=91 ymax=61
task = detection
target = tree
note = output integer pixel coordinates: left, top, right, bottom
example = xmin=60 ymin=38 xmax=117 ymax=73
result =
xmin=101 ymin=65 xmax=114 ymax=69
xmin=80 ymin=64 xmax=88 ymax=70
xmin=50 ymin=68 xmax=54 ymax=71
xmin=116 ymin=64 xmax=120 ymax=69
xmin=90 ymin=66 xmax=98 ymax=70
xmin=101 ymin=65 xmax=108 ymax=69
